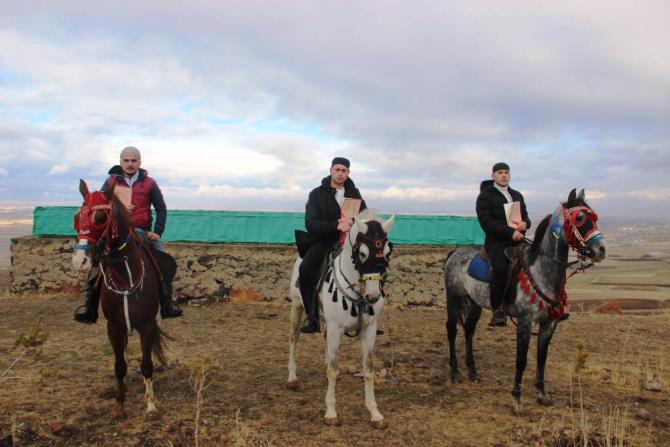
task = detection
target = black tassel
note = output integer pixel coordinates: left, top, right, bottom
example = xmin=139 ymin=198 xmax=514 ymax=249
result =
xmin=328 ymin=281 xmax=334 ymax=293
xmin=342 ymin=299 xmax=348 ymax=311
xmin=324 ymin=269 xmax=331 ymax=284
xmin=332 ymin=289 xmax=338 ymax=303
xmin=351 ymin=305 xmax=357 ymax=317
xmin=368 ymin=306 xmax=375 ymax=316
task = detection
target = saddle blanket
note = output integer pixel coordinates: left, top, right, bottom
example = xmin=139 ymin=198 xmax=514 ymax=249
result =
xmin=467 ymin=254 xmax=491 ymax=283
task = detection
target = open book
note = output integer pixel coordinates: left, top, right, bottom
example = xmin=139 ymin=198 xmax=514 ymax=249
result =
xmin=113 ymin=185 xmax=132 ymax=210
xmin=341 ymin=198 xmax=362 ymax=220
xmin=504 ymin=201 xmax=522 ymax=228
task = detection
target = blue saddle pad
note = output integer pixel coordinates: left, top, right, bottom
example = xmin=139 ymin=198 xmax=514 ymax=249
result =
xmin=467 ymin=254 xmax=491 ymax=283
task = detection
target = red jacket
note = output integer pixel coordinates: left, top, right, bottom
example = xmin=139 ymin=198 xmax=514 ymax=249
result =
xmin=102 ymin=166 xmax=167 ymax=235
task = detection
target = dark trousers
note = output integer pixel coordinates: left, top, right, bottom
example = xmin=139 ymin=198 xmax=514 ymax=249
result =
xmin=298 ymin=239 xmax=333 ymax=317
xmin=489 ymin=247 xmax=509 ymax=309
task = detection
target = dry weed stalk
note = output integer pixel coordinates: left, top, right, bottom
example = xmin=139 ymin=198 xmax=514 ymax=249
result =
xmin=1 ymin=319 xmax=49 ymax=382
xmin=223 ymin=409 xmax=275 ymax=447
xmin=189 ymin=356 xmax=214 ymax=447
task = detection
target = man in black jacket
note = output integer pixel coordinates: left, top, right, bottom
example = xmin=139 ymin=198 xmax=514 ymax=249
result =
xmin=476 ymin=162 xmax=530 ymax=326
xmin=299 ymin=157 xmax=366 ymax=333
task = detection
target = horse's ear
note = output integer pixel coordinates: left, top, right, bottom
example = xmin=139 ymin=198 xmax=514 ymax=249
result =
xmin=79 ymin=179 xmax=89 ymax=198
xmin=568 ymin=188 xmax=577 ymax=202
xmin=381 ymin=214 xmax=396 ymax=234
xmin=577 ymin=189 xmax=585 ymax=200
xmin=103 ymin=186 xmax=114 ymax=201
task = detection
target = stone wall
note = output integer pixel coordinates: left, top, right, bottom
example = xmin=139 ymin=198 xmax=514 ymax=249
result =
xmin=10 ymin=236 xmax=456 ymax=307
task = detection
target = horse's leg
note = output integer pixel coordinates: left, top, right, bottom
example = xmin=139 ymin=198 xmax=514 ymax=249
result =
xmin=107 ymin=321 xmax=127 ymax=418
xmin=535 ymin=318 xmax=558 ymax=406
xmin=324 ymin=323 xmax=342 ymax=426
xmin=446 ymin=296 xmax=462 ymax=383
xmin=286 ymin=299 xmax=303 ymax=390
xmin=463 ymin=302 xmax=482 ymax=383
xmin=512 ymin=316 xmax=533 ymax=415
xmin=140 ymin=322 xmax=158 ymax=415
xmin=361 ymin=323 xmax=386 ymax=429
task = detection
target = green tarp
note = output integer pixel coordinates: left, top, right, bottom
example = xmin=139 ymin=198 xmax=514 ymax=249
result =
xmin=33 ymin=206 xmax=484 ymax=245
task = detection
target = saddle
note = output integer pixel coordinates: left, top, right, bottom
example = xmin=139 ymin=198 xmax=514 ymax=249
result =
xmin=141 ymin=244 xmax=177 ymax=296
xmin=467 ymin=246 xmax=526 ymax=304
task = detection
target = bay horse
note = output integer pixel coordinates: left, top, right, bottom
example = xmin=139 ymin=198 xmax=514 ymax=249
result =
xmin=444 ymin=189 xmax=607 ymax=414
xmin=71 ymin=180 xmax=174 ymax=417
xmin=287 ymin=211 xmax=395 ymax=428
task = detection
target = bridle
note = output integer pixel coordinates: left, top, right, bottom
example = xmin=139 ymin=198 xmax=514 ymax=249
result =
xmin=325 ymin=221 xmax=392 ymax=336
xmin=519 ymin=202 xmax=604 ymax=320
xmin=74 ymin=192 xmax=144 ymax=297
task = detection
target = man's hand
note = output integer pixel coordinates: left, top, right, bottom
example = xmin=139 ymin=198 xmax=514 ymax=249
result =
xmin=147 ymin=231 xmax=161 ymax=241
xmin=516 ymin=221 xmax=528 ymax=232
xmin=127 ymin=204 xmax=136 ymax=211
xmin=512 ymin=230 xmax=524 ymax=241
xmin=337 ymin=216 xmax=352 ymax=233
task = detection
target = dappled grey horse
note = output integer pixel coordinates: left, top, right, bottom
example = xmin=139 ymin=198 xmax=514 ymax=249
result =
xmin=444 ymin=189 xmax=607 ymax=413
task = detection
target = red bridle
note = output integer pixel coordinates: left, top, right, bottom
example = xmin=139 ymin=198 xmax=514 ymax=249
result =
xmin=74 ymin=191 xmax=118 ymax=246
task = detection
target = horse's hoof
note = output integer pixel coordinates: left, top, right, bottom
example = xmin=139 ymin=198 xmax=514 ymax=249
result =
xmin=450 ymin=373 xmax=463 ymax=384
xmin=537 ymin=395 xmax=553 ymax=406
xmin=113 ymin=407 xmax=127 ymax=420
xmin=370 ymin=419 xmax=387 ymax=430
xmin=511 ymin=400 xmax=521 ymax=416
xmin=324 ymin=417 xmax=341 ymax=426
xmin=145 ymin=409 xmax=160 ymax=420
xmin=468 ymin=373 xmax=481 ymax=383
xmin=286 ymin=380 xmax=299 ymax=391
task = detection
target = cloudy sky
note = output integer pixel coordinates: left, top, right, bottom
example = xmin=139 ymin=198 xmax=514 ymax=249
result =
xmin=1 ymin=0 xmax=669 ymax=222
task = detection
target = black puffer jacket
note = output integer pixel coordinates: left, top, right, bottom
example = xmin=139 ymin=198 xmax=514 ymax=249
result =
xmin=305 ymin=176 xmax=366 ymax=242
xmin=476 ymin=180 xmax=530 ymax=255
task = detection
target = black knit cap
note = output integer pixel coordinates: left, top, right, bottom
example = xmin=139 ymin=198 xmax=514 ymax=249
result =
xmin=331 ymin=157 xmax=350 ymax=168
xmin=492 ymin=162 xmax=510 ymax=173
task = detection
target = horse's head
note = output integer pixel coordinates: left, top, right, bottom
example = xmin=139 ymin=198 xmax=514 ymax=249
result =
xmin=348 ymin=212 xmax=396 ymax=304
xmin=549 ymin=188 xmax=607 ymax=262
xmin=72 ymin=180 xmax=129 ymax=271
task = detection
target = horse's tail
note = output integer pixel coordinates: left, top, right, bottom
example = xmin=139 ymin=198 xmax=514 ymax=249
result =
xmin=152 ymin=322 xmax=174 ymax=367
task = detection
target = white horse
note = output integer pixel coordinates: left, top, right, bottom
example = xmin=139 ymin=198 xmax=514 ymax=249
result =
xmin=287 ymin=211 xmax=395 ymax=428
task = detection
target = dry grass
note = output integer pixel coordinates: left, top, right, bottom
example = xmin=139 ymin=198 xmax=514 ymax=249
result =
xmin=0 ymin=291 xmax=668 ymax=446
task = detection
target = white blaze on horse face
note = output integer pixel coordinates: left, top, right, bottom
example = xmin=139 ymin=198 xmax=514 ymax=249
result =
xmin=72 ymin=239 xmax=92 ymax=271
xmin=363 ymin=278 xmax=383 ymax=304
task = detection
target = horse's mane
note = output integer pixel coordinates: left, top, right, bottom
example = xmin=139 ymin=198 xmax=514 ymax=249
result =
xmin=528 ymin=214 xmax=551 ymax=264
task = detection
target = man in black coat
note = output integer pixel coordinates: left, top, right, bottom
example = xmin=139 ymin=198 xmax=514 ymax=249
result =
xmin=476 ymin=162 xmax=530 ymax=326
xmin=298 ymin=157 xmax=366 ymax=333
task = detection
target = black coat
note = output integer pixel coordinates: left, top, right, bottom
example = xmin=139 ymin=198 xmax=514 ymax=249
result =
xmin=304 ymin=176 xmax=366 ymax=244
xmin=476 ymin=180 xmax=530 ymax=257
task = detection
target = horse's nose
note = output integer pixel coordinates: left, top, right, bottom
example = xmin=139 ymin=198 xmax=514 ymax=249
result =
xmin=365 ymin=293 xmax=380 ymax=304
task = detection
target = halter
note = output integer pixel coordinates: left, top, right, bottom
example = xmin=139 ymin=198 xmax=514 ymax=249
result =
xmin=322 ymin=222 xmax=391 ymax=337
xmin=522 ymin=202 xmax=603 ymax=319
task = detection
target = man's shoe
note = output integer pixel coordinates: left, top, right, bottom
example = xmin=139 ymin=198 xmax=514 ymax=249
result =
xmin=74 ymin=304 xmax=98 ymax=324
xmin=488 ymin=308 xmax=507 ymax=327
xmin=300 ymin=318 xmax=320 ymax=334
xmin=160 ymin=300 xmax=183 ymax=319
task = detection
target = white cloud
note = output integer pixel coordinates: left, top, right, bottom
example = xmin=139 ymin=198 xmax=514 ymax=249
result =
xmin=0 ymin=168 xmax=7 ymax=176
xmin=49 ymin=163 xmax=70 ymax=175
xmin=626 ymin=189 xmax=670 ymax=200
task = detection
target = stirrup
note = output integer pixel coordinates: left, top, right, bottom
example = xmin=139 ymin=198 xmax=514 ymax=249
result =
xmin=488 ymin=309 xmax=507 ymax=327
xmin=300 ymin=319 xmax=320 ymax=334
xmin=74 ymin=304 xmax=98 ymax=324
xmin=160 ymin=303 xmax=183 ymax=319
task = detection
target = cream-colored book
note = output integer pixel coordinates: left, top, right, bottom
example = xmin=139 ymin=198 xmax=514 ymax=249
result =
xmin=504 ymin=201 xmax=522 ymax=228
xmin=341 ymin=198 xmax=362 ymax=220
xmin=113 ymin=185 xmax=132 ymax=210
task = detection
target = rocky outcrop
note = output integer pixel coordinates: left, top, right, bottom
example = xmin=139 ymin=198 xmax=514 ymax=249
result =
xmin=10 ymin=236 xmax=457 ymax=306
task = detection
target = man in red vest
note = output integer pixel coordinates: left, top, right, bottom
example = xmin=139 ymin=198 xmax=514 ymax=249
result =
xmin=74 ymin=146 xmax=183 ymax=323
